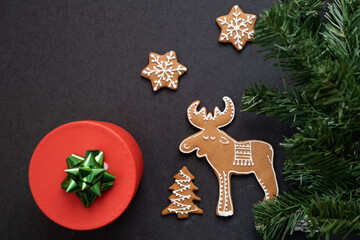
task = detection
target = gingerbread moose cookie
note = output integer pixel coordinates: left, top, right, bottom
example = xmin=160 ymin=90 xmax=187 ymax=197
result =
xmin=179 ymin=97 xmax=278 ymax=217
xmin=162 ymin=166 xmax=203 ymax=219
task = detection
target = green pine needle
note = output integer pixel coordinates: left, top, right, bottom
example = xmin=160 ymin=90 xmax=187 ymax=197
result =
xmin=243 ymin=0 xmax=360 ymax=239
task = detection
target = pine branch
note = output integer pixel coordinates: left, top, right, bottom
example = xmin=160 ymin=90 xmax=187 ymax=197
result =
xmin=323 ymin=0 xmax=360 ymax=60
xmin=241 ymin=82 xmax=331 ymax=127
xmin=244 ymin=0 xmax=360 ymax=239
xmin=254 ymin=193 xmax=360 ymax=240
xmin=254 ymin=0 xmax=325 ymax=85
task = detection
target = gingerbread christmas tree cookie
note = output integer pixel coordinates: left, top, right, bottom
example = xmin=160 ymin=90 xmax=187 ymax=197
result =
xmin=216 ymin=5 xmax=257 ymax=51
xmin=141 ymin=50 xmax=187 ymax=91
xmin=162 ymin=166 xmax=203 ymax=219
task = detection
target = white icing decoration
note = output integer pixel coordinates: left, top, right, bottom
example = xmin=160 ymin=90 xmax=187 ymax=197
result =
xmin=206 ymin=113 xmax=215 ymax=121
xmin=219 ymin=137 xmax=229 ymax=144
xmin=183 ymin=144 xmax=190 ymax=150
xmin=233 ymin=142 xmax=254 ymax=166
xmin=258 ymin=178 xmax=270 ymax=200
xmin=217 ymin=173 xmax=223 ymax=211
xmin=167 ymin=170 xmax=198 ymax=215
xmin=217 ymin=5 xmax=256 ymax=50
xmin=210 ymin=136 xmax=216 ymax=140
xmin=203 ymin=136 xmax=209 ymax=140
xmin=217 ymin=171 xmax=233 ymax=216
xmin=223 ymin=172 xmax=228 ymax=211
xmin=142 ymin=51 xmax=187 ymax=91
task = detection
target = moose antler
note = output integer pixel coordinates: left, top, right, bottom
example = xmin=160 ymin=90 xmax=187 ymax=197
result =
xmin=213 ymin=97 xmax=235 ymax=127
xmin=187 ymin=100 xmax=208 ymax=129
xmin=187 ymin=97 xmax=235 ymax=129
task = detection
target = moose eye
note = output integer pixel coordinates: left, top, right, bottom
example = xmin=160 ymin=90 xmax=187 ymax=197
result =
xmin=210 ymin=136 xmax=216 ymax=140
xmin=203 ymin=136 xmax=209 ymax=140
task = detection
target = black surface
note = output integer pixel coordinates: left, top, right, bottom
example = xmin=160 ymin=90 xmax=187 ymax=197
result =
xmin=0 ymin=1 xmax=339 ymax=240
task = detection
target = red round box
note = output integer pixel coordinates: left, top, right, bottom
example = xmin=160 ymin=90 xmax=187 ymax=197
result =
xmin=29 ymin=121 xmax=143 ymax=230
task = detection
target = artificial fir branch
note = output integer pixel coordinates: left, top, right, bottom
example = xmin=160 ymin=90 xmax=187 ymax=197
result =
xmin=242 ymin=0 xmax=360 ymax=239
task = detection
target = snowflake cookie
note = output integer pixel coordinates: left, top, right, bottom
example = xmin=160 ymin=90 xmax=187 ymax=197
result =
xmin=216 ymin=5 xmax=257 ymax=51
xmin=141 ymin=50 xmax=187 ymax=91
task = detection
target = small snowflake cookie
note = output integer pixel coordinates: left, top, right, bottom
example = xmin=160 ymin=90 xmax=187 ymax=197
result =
xmin=216 ymin=5 xmax=257 ymax=51
xmin=141 ymin=50 xmax=187 ymax=91
xmin=162 ymin=166 xmax=203 ymax=219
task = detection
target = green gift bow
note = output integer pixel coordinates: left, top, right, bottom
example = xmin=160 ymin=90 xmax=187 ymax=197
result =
xmin=61 ymin=150 xmax=116 ymax=207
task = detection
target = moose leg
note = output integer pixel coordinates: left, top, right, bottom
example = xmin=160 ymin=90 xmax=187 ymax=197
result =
xmin=216 ymin=171 xmax=234 ymax=217
xmin=254 ymin=168 xmax=279 ymax=202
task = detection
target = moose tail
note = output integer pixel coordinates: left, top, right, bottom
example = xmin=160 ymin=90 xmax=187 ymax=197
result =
xmin=266 ymin=144 xmax=274 ymax=165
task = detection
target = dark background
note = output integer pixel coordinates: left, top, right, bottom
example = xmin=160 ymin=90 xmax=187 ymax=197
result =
xmin=0 ymin=0 xmax=341 ymax=240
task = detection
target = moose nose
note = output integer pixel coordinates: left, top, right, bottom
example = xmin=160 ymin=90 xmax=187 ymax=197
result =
xmin=180 ymin=140 xmax=194 ymax=153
